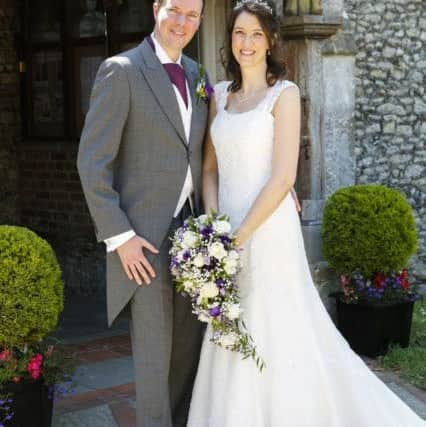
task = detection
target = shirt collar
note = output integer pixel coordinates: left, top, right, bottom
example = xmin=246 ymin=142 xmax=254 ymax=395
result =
xmin=151 ymin=32 xmax=182 ymax=66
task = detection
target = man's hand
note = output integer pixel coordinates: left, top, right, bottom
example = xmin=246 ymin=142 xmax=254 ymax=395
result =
xmin=116 ymin=235 xmax=159 ymax=286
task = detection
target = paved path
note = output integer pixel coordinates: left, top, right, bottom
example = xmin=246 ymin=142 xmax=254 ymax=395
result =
xmin=51 ymin=334 xmax=426 ymax=427
xmin=51 ymin=295 xmax=425 ymax=426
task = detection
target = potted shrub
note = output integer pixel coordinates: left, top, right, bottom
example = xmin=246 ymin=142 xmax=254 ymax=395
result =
xmin=321 ymin=184 xmax=422 ymax=358
xmin=0 ymin=226 xmax=74 ymax=427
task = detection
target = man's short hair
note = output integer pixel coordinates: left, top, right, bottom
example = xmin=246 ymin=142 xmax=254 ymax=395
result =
xmin=154 ymin=0 xmax=204 ymax=12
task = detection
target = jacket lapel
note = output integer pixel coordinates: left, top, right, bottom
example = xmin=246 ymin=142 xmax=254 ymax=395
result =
xmin=182 ymin=56 xmax=204 ymax=147
xmin=136 ymin=40 xmax=187 ymax=146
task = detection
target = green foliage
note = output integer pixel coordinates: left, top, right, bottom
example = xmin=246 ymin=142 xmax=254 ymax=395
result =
xmin=321 ymin=185 xmax=418 ymax=277
xmin=0 ymin=226 xmax=64 ymax=348
xmin=0 ymin=339 xmax=75 ymax=386
xmin=379 ymin=298 xmax=426 ymax=389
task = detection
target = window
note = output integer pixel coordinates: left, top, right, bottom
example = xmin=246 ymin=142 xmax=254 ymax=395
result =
xmin=20 ymin=0 xmax=199 ymax=140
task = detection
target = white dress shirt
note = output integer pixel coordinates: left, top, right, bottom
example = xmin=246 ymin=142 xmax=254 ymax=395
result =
xmin=105 ymin=34 xmax=194 ymax=252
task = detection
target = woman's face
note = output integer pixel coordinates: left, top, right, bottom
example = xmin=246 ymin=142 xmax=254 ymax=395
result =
xmin=231 ymin=11 xmax=269 ymax=70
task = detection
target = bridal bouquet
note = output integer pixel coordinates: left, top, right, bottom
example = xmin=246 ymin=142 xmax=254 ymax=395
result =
xmin=169 ymin=211 xmax=265 ymax=371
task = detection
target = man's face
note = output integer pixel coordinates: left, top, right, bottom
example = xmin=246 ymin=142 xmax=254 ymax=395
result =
xmin=153 ymin=0 xmax=203 ymax=60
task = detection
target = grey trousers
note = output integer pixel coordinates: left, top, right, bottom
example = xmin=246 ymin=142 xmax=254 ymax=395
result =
xmin=129 ymin=202 xmax=204 ymax=427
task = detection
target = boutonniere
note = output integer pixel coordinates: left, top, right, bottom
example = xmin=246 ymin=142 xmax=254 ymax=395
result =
xmin=196 ymin=63 xmax=214 ymax=104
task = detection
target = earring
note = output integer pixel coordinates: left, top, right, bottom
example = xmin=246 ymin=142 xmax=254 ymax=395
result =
xmin=267 ymin=49 xmax=271 ymax=56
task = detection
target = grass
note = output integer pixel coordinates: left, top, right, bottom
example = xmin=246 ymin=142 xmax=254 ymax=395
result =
xmin=378 ymin=297 xmax=426 ymax=389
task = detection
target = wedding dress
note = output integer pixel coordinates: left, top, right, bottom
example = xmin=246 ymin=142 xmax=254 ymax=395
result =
xmin=187 ymin=80 xmax=425 ymax=427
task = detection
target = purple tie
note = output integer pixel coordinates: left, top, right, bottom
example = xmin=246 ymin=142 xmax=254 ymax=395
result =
xmin=163 ymin=63 xmax=188 ymax=108
xmin=146 ymin=36 xmax=188 ymax=108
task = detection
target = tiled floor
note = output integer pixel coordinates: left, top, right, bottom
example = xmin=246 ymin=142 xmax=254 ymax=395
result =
xmin=53 ymin=334 xmax=136 ymax=427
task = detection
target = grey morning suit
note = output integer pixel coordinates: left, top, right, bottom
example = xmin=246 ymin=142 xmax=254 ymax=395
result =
xmin=77 ymin=39 xmax=208 ymax=427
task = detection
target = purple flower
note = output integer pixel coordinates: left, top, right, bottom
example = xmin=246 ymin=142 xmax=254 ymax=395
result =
xmin=354 ymin=271 xmax=363 ymax=280
xmin=183 ymin=250 xmax=191 ymax=261
xmin=215 ymin=279 xmax=225 ymax=287
xmin=220 ymin=235 xmax=231 ymax=245
xmin=201 ymin=226 xmax=213 ymax=239
xmin=207 ymin=258 xmax=218 ymax=270
xmin=355 ymin=279 xmax=364 ymax=290
xmin=170 ymin=256 xmax=180 ymax=269
xmin=209 ymin=306 xmax=221 ymax=317
xmin=206 ymin=81 xmax=214 ymax=99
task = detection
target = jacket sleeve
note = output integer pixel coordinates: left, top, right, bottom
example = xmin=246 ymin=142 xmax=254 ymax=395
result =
xmin=77 ymin=57 xmax=133 ymax=242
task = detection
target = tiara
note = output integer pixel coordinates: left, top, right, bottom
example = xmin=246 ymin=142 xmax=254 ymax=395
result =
xmin=234 ymin=0 xmax=273 ymax=15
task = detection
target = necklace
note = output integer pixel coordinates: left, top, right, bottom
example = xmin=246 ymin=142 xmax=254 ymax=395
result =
xmin=236 ymin=87 xmax=268 ymax=104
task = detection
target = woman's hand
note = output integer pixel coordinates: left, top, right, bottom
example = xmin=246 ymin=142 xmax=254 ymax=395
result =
xmin=235 ymin=227 xmax=249 ymax=248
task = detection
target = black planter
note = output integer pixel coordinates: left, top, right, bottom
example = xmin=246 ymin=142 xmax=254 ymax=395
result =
xmin=334 ymin=296 xmax=414 ymax=358
xmin=0 ymin=379 xmax=53 ymax=427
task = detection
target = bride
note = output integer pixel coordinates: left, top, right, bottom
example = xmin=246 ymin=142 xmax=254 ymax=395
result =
xmin=187 ymin=1 xmax=425 ymax=426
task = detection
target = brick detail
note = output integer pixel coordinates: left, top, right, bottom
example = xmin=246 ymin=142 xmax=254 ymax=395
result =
xmin=18 ymin=143 xmax=93 ymax=239
xmin=0 ymin=0 xmax=20 ymax=224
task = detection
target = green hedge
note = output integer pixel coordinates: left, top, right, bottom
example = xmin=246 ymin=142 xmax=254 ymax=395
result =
xmin=321 ymin=184 xmax=418 ymax=277
xmin=0 ymin=226 xmax=64 ymax=348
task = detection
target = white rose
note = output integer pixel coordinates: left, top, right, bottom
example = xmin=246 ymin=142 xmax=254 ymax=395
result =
xmin=224 ymin=264 xmax=237 ymax=275
xmin=220 ymin=332 xmax=239 ymax=347
xmin=226 ymin=303 xmax=242 ymax=320
xmin=213 ymin=220 xmax=232 ymax=234
xmin=198 ymin=313 xmax=211 ymax=323
xmin=182 ymin=231 xmax=198 ymax=248
xmin=224 ymin=258 xmax=238 ymax=275
xmin=182 ymin=281 xmax=194 ymax=292
xmin=209 ymin=242 xmax=227 ymax=260
xmin=200 ymin=282 xmax=219 ymax=299
xmin=228 ymin=250 xmax=239 ymax=261
xmin=193 ymin=253 xmax=205 ymax=268
xmin=197 ymin=214 xmax=208 ymax=225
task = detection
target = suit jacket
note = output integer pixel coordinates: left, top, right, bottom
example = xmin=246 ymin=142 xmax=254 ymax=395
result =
xmin=77 ymin=39 xmax=209 ymax=325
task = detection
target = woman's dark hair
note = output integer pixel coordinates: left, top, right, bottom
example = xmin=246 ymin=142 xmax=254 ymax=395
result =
xmin=224 ymin=0 xmax=286 ymax=92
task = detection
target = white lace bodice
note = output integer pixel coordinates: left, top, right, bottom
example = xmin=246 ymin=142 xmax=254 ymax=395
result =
xmin=211 ymin=79 xmax=297 ymax=228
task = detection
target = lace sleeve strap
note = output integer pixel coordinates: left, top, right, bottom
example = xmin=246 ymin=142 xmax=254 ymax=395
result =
xmin=213 ymin=80 xmax=231 ymax=111
xmin=265 ymin=80 xmax=299 ymax=113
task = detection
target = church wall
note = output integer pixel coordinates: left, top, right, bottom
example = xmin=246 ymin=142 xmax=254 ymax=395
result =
xmin=345 ymin=0 xmax=425 ymax=280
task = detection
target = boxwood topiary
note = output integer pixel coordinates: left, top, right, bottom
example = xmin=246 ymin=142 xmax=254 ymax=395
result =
xmin=321 ymin=184 xmax=418 ymax=277
xmin=0 ymin=226 xmax=64 ymax=348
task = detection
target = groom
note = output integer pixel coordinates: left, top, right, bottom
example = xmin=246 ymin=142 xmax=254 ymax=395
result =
xmin=77 ymin=0 xmax=207 ymax=426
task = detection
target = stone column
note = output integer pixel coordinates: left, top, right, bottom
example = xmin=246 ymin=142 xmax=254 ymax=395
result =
xmin=0 ymin=0 xmax=20 ymax=224
xmin=201 ymin=0 xmax=230 ymax=83
xmin=281 ymin=0 xmax=357 ymax=310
